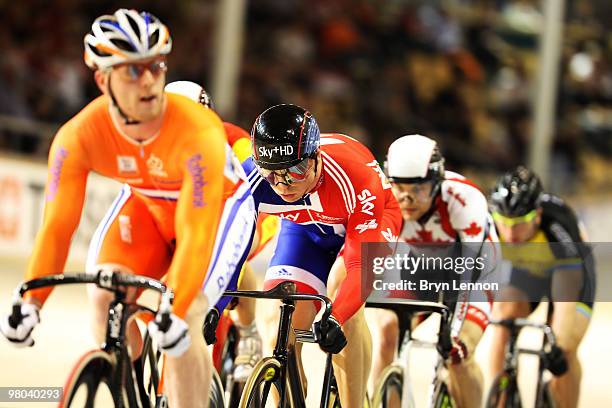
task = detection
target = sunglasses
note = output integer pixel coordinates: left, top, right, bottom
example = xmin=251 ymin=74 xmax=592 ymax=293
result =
xmin=492 ymin=210 xmax=537 ymax=227
xmin=391 ymin=182 xmax=433 ymax=202
xmin=114 ymin=58 xmax=168 ymax=82
xmin=257 ymin=158 xmax=315 ymax=185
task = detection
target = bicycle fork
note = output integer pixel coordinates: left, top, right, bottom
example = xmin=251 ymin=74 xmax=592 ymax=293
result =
xmin=273 ymin=300 xmax=308 ymax=408
xmin=104 ymin=299 xmax=142 ymax=408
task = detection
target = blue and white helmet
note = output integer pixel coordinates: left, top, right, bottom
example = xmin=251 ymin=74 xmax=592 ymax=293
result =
xmin=84 ymin=9 xmax=172 ymax=70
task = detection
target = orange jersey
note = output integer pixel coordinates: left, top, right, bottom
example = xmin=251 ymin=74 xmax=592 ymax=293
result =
xmin=27 ymin=93 xmax=240 ymax=317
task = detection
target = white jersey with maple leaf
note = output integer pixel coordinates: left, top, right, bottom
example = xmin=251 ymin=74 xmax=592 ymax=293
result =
xmin=401 ymin=171 xmax=498 ymax=244
xmin=400 ymin=171 xmax=501 ymax=332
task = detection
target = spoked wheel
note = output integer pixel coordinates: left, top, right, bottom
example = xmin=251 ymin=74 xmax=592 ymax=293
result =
xmin=431 ymin=380 xmax=455 ymax=408
xmin=59 ymin=350 xmax=119 ymax=408
xmin=372 ymin=365 xmax=403 ymax=408
xmin=485 ymin=372 xmax=522 ymax=408
xmin=238 ymin=357 xmax=293 ymax=408
xmin=208 ymin=369 xmax=226 ymax=408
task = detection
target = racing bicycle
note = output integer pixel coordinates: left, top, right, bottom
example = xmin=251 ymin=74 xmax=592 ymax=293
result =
xmin=484 ymin=313 xmax=567 ymax=408
xmin=203 ymin=281 xmax=345 ymax=408
xmin=203 ymin=300 xmax=243 ymax=407
xmin=8 ymin=270 xmax=172 ymax=408
xmin=367 ymin=299 xmax=456 ymax=408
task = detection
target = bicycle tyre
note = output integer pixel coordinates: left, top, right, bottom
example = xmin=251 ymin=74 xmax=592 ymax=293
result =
xmin=484 ymin=371 xmax=522 ymax=408
xmin=431 ymin=380 xmax=454 ymax=408
xmin=208 ymin=369 xmax=225 ymax=408
xmin=59 ymin=350 xmax=119 ymax=408
xmin=371 ymin=365 xmax=403 ymax=408
xmin=238 ymin=357 xmax=294 ymax=408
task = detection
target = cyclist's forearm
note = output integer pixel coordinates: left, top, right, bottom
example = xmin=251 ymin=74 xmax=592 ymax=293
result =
xmin=24 ymin=226 xmax=77 ymax=305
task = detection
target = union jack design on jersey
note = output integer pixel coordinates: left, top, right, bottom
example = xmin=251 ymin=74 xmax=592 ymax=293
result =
xmin=243 ymin=134 xmax=402 ymax=324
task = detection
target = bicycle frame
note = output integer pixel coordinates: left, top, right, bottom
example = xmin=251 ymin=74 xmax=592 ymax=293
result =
xmin=366 ymin=300 xmax=453 ymax=408
xmin=225 ymin=281 xmax=338 ymax=408
xmin=494 ymin=315 xmax=559 ymax=407
xmin=104 ymin=294 xmax=165 ymax=407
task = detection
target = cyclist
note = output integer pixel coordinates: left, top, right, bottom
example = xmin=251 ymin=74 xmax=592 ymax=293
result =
xmin=367 ymin=134 xmax=500 ymax=408
xmin=240 ymin=104 xmax=402 ymax=407
xmin=165 ymin=80 xmax=279 ymax=381
xmin=488 ymin=166 xmax=595 ymax=408
xmin=0 ymin=9 xmax=256 ymax=408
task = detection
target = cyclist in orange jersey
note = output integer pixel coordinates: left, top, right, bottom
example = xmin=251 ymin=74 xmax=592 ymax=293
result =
xmin=0 ymin=10 xmax=256 ymax=408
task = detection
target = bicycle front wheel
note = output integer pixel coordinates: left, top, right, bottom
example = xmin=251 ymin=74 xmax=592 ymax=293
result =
xmin=484 ymin=372 xmax=521 ymax=408
xmin=59 ymin=350 xmax=119 ymax=408
xmin=371 ymin=365 xmax=403 ymax=408
xmin=238 ymin=357 xmax=293 ymax=408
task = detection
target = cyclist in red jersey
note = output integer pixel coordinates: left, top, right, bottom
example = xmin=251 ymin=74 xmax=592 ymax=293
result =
xmin=244 ymin=104 xmax=402 ymax=406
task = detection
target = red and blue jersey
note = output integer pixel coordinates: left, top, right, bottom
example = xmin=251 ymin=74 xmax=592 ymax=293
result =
xmin=243 ymin=134 xmax=402 ymax=324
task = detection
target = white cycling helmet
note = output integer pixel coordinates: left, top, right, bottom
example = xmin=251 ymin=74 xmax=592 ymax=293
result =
xmin=386 ymin=134 xmax=445 ymax=183
xmin=84 ymin=9 xmax=172 ymax=70
xmin=165 ymin=81 xmax=214 ymax=109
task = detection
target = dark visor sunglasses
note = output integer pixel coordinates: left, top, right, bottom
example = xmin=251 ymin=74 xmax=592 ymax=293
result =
xmin=256 ymin=157 xmax=315 ymax=185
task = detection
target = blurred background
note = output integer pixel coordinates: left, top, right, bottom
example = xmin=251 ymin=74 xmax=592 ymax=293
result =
xmin=0 ymin=0 xmax=611 ymax=406
xmin=1 ymin=0 xmax=611 ymax=194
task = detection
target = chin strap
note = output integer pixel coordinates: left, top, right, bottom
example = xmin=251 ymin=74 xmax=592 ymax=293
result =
xmin=108 ymin=75 xmax=141 ymax=125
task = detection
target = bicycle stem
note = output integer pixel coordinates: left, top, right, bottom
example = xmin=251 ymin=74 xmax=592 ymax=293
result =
xmin=274 ymin=301 xmax=296 ymax=359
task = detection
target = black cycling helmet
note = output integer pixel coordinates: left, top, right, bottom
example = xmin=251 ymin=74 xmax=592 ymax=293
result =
xmin=251 ymin=104 xmax=320 ymax=170
xmin=490 ymin=166 xmax=543 ymax=216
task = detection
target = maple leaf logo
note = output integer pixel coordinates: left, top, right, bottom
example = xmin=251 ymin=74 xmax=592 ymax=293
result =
xmin=417 ymin=229 xmax=433 ymax=242
xmin=463 ymin=222 xmax=482 ymax=237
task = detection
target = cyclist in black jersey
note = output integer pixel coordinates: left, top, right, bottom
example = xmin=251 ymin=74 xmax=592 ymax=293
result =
xmin=488 ymin=166 xmax=595 ymax=408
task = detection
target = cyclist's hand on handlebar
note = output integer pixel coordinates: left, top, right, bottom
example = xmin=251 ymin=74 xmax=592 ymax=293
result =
xmin=148 ymin=313 xmax=191 ymax=357
xmin=313 ymin=316 xmax=347 ymax=354
xmin=0 ymin=303 xmax=40 ymax=348
xmin=439 ymin=336 xmax=468 ymax=365
xmin=202 ymin=308 xmax=220 ymax=345
xmin=546 ymin=345 xmax=568 ymax=376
